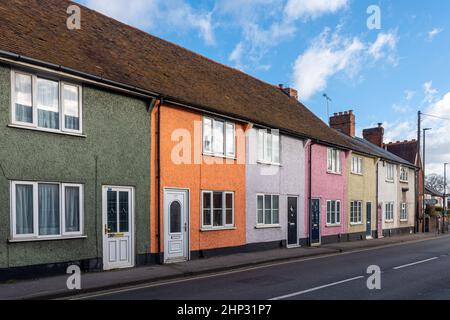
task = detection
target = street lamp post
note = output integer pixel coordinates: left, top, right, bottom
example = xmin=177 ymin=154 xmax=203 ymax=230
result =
xmin=444 ymin=163 xmax=448 ymax=234
xmin=423 ymin=128 xmax=432 ymax=233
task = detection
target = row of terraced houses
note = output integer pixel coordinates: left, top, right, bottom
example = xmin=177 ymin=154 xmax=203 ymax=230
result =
xmin=0 ymin=0 xmax=423 ymax=279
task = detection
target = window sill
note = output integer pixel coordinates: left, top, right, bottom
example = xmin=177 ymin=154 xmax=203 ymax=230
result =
xmin=326 ymin=224 xmax=341 ymax=228
xmin=400 ymin=219 xmax=409 ymax=223
xmin=351 ymin=172 xmax=363 ymax=176
xmin=385 ymin=220 xmax=394 ymax=223
xmin=8 ymin=235 xmax=87 ymax=243
xmin=255 ymin=225 xmax=281 ymax=229
xmin=202 ymin=153 xmax=236 ymax=160
xmin=256 ymin=161 xmax=281 ymax=167
xmin=350 ymin=222 xmax=363 ymax=226
xmin=400 ymin=180 xmax=409 ymax=184
xmin=200 ymin=227 xmax=236 ymax=232
xmin=327 ymin=171 xmax=342 ymax=176
xmin=8 ymin=124 xmax=86 ymax=138
xmin=385 ymin=179 xmax=394 ymax=183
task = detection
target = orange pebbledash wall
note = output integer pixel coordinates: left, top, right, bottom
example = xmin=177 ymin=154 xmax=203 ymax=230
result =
xmin=150 ymin=102 xmax=248 ymax=255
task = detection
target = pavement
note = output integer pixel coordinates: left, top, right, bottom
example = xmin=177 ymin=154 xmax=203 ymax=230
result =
xmin=0 ymin=232 xmax=445 ymax=300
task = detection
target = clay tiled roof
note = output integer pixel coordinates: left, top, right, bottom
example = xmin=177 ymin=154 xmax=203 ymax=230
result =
xmin=0 ymin=0 xmax=354 ymax=149
xmin=333 ymin=130 xmax=417 ymax=168
xmin=386 ymin=141 xmax=418 ymax=165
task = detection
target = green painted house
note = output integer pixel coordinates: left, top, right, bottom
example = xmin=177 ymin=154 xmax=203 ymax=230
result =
xmin=0 ymin=62 xmax=153 ymax=279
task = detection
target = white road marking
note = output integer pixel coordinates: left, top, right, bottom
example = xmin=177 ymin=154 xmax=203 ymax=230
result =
xmin=66 ymin=236 xmax=447 ymax=300
xmin=269 ymin=276 xmax=365 ymax=300
xmin=393 ymin=257 xmax=439 ymax=270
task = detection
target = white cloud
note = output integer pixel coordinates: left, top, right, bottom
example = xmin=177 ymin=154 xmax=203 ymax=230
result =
xmin=83 ymin=0 xmax=158 ymax=29
xmin=368 ymin=32 xmax=398 ymax=62
xmin=405 ymin=90 xmax=415 ymax=101
xmin=421 ymin=92 xmax=450 ymax=175
xmin=384 ymin=85 xmax=450 ymax=177
xmin=392 ymin=104 xmax=409 ymax=113
xmin=292 ymin=29 xmax=364 ymax=100
xmin=292 ymin=29 xmax=401 ymax=100
xmin=383 ymin=120 xmax=415 ymax=143
xmin=284 ymin=0 xmax=348 ymax=21
xmin=229 ymin=42 xmax=245 ymax=69
xmin=423 ymin=81 xmax=438 ymax=104
xmin=82 ymin=0 xmax=215 ymax=45
xmin=428 ymin=28 xmax=443 ymax=41
xmin=216 ymin=0 xmax=348 ymax=70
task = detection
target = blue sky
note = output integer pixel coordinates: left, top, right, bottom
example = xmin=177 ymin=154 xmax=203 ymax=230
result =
xmin=78 ymin=0 xmax=450 ymax=176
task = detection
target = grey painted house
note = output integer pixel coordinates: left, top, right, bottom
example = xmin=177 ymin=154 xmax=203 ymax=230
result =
xmin=246 ymin=126 xmax=307 ymax=249
xmin=0 ymin=63 xmax=152 ymax=279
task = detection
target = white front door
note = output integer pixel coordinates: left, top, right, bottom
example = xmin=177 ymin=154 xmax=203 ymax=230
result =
xmin=164 ymin=189 xmax=189 ymax=263
xmin=102 ymin=186 xmax=134 ymax=270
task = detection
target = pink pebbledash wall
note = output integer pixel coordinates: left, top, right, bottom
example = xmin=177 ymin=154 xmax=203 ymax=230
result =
xmin=304 ymin=142 xmax=348 ymax=239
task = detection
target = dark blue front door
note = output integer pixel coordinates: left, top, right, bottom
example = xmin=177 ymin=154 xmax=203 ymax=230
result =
xmin=366 ymin=202 xmax=372 ymax=238
xmin=288 ymin=197 xmax=298 ymax=246
xmin=310 ymin=199 xmax=320 ymax=245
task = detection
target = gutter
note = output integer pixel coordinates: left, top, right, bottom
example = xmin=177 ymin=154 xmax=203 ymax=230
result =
xmin=308 ymin=140 xmax=316 ymax=246
xmin=156 ymin=97 xmax=163 ymax=264
xmin=376 ymin=158 xmax=380 ymax=238
xmin=415 ymin=167 xmax=419 ymax=233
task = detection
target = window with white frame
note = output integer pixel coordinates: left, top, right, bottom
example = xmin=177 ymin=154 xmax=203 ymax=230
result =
xmin=256 ymin=194 xmax=280 ymax=226
xmin=203 ymin=117 xmax=235 ymax=157
xmin=400 ymin=203 xmax=408 ymax=221
xmin=350 ymin=201 xmax=362 ymax=224
xmin=386 ymin=163 xmax=394 ymax=181
xmin=351 ymin=156 xmax=363 ymax=175
xmin=11 ymin=181 xmax=83 ymax=240
xmin=257 ymin=129 xmax=280 ymax=165
xmin=400 ymin=166 xmax=408 ymax=182
xmin=385 ymin=202 xmax=394 ymax=221
xmin=326 ymin=200 xmax=341 ymax=225
xmin=202 ymin=191 xmax=234 ymax=229
xmin=12 ymin=71 xmax=82 ymax=134
xmin=327 ymin=148 xmax=341 ymax=174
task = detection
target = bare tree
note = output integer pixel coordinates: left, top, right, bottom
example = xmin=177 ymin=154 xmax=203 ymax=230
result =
xmin=426 ymin=174 xmax=445 ymax=194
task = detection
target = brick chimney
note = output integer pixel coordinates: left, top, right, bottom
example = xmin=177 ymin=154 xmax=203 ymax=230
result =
xmin=329 ymin=110 xmax=356 ymax=137
xmin=363 ymin=123 xmax=384 ymax=147
xmin=279 ymin=85 xmax=298 ymax=100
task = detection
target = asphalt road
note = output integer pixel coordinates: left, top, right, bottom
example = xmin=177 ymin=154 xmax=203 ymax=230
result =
xmin=73 ymin=237 xmax=450 ymax=300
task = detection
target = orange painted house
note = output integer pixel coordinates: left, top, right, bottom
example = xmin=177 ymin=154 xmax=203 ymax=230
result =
xmin=150 ymin=102 xmax=248 ymax=263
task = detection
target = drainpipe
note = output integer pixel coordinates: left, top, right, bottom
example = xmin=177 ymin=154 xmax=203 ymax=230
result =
xmin=415 ymin=167 xmax=419 ymax=234
xmin=156 ymin=97 xmax=164 ymax=264
xmin=308 ymin=140 xmax=315 ymax=246
xmin=376 ymin=159 xmax=379 ymax=238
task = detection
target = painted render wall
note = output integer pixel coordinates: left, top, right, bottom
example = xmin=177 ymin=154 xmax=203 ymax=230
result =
xmin=397 ymin=166 xmax=416 ymax=231
xmin=347 ymin=153 xmax=377 ymax=236
xmin=379 ymin=162 xmax=415 ymax=233
xmin=150 ymin=104 xmax=247 ymax=256
xmin=306 ymin=143 xmax=348 ymax=240
xmin=0 ymin=64 xmax=151 ymax=270
xmin=246 ymin=129 xmax=306 ymax=245
xmin=378 ymin=161 xmax=399 ymax=231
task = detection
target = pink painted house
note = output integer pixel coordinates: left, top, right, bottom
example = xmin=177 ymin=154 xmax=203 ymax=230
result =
xmin=305 ymin=142 xmax=349 ymax=245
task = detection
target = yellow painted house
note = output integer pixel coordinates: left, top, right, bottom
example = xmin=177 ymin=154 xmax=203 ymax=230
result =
xmin=328 ymin=111 xmax=378 ymax=240
xmin=347 ymin=152 xmax=378 ymax=240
